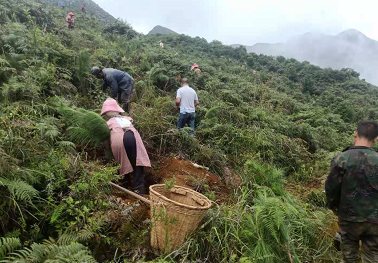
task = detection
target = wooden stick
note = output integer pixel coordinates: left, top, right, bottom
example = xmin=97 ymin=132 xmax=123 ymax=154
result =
xmin=287 ymin=249 xmax=293 ymax=263
xmin=109 ymin=182 xmax=151 ymax=205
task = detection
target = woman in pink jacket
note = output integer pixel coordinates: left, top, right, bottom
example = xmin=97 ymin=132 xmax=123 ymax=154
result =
xmin=66 ymin=12 xmax=75 ymax=28
xmin=101 ymin=98 xmax=151 ymax=194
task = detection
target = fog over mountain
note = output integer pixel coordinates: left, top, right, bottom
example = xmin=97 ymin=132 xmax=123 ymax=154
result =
xmin=233 ymin=29 xmax=378 ymax=85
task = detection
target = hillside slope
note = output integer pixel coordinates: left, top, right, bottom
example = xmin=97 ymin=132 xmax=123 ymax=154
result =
xmin=1 ymin=0 xmax=377 ymax=262
xmin=236 ymin=29 xmax=378 ymax=85
xmin=36 ymin=0 xmax=115 ymax=22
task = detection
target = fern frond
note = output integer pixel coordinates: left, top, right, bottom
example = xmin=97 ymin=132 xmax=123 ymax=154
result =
xmin=50 ymin=204 xmax=66 ymax=224
xmin=0 ymin=57 xmax=16 ymax=73
xmin=57 ymin=105 xmax=110 ymax=147
xmin=0 ymin=57 xmax=10 ymax=66
xmin=5 ymin=239 xmax=97 ymax=263
xmin=58 ymin=228 xmax=94 ymax=245
xmin=204 ymin=106 xmax=221 ymax=119
xmin=0 ymin=237 xmax=21 ymax=260
xmin=0 ymin=178 xmax=39 ymax=202
xmin=56 ymin=141 xmax=76 ymax=152
xmin=76 ymin=229 xmax=95 ymax=243
xmin=0 ymin=149 xmax=20 ymax=176
xmin=36 ymin=117 xmax=60 ymax=141
xmin=54 ymin=243 xmax=97 ymax=263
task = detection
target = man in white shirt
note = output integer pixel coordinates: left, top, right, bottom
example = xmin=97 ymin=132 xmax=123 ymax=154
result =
xmin=175 ymin=78 xmax=199 ymax=135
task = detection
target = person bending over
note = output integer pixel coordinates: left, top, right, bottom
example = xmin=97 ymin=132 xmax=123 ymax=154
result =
xmin=101 ymin=98 xmax=150 ymax=194
xmin=92 ymin=67 xmax=134 ymax=113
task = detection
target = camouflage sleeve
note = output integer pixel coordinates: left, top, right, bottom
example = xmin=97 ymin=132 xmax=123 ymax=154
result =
xmin=325 ymin=153 xmax=346 ymax=211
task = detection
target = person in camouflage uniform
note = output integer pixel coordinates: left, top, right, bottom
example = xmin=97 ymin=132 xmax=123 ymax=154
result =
xmin=326 ymin=120 xmax=378 ymax=263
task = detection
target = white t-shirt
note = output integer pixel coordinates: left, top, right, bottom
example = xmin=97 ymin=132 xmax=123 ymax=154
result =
xmin=176 ymin=85 xmax=198 ymax=113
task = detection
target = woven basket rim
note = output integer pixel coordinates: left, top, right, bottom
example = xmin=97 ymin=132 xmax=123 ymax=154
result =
xmin=149 ymin=184 xmax=212 ymax=210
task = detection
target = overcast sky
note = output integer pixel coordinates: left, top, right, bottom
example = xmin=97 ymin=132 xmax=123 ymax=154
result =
xmin=92 ymin=0 xmax=378 ymax=45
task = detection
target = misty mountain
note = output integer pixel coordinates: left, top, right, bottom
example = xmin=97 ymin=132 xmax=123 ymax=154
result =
xmin=234 ymin=29 xmax=378 ymax=85
xmin=36 ymin=0 xmax=115 ymax=23
xmin=148 ymin=25 xmax=178 ymax=36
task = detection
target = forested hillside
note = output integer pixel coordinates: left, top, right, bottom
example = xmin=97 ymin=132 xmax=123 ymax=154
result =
xmin=37 ymin=0 xmax=115 ymax=22
xmin=1 ymin=0 xmax=377 ymax=262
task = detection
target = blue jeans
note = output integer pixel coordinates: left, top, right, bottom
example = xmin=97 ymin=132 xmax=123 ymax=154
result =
xmin=177 ymin=112 xmax=195 ymax=135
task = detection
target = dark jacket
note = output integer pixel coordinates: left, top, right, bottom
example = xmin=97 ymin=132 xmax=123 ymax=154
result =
xmin=102 ymin=68 xmax=134 ymax=98
xmin=325 ymin=146 xmax=378 ymax=223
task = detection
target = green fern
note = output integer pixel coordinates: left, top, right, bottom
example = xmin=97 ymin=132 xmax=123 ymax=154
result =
xmin=36 ymin=117 xmax=60 ymax=141
xmin=240 ymin=189 xmax=316 ymax=262
xmin=0 ymin=237 xmax=21 ymax=260
xmin=147 ymin=65 xmax=166 ymax=86
xmin=0 ymin=57 xmax=16 ymax=74
xmin=4 ymin=238 xmax=97 ymax=263
xmin=76 ymin=50 xmax=90 ymax=84
xmin=56 ymin=141 xmax=76 ymax=153
xmin=57 ymin=105 xmax=110 ymax=147
xmin=244 ymin=160 xmax=286 ymax=196
xmin=204 ymin=106 xmax=220 ymax=119
xmin=0 ymin=177 xmax=38 ymax=202
xmin=0 ymin=149 xmax=19 ymax=176
xmin=58 ymin=228 xmax=95 ymax=245
xmin=50 ymin=204 xmax=66 ymax=224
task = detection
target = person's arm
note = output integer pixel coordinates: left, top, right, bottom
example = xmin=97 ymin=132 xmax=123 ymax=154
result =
xmin=194 ymin=92 xmax=199 ymax=107
xmin=325 ymin=154 xmax=346 ymax=214
xmin=102 ymin=82 xmax=108 ymax=92
xmin=175 ymin=98 xmax=181 ymax=107
xmin=108 ymin=77 xmax=119 ymax=99
xmin=176 ymin=89 xmax=181 ymax=110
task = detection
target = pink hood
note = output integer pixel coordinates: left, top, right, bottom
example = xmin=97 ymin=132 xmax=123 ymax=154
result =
xmin=191 ymin=63 xmax=199 ymax=70
xmin=68 ymin=12 xmax=74 ymax=16
xmin=101 ymin=98 xmax=124 ymax=115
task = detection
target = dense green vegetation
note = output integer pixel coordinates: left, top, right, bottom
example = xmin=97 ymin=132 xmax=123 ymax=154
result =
xmin=1 ymin=0 xmax=377 ymax=262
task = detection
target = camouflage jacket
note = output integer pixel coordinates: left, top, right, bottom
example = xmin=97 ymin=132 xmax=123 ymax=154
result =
xmin=325 ymin=146 xmax=378 ymax=223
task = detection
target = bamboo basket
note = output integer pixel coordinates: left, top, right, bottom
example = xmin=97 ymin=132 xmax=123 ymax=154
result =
xmin=149 ymin=184 xmax=212 ymax=253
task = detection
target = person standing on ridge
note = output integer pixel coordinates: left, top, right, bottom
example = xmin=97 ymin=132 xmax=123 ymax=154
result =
xmin=176 ymin=78 xmax=199 ymax=135
xmin=326 ymin=120 xmax=378 ymax=262
xmin=81 ymin=4 xmax=86 ymax=14
xmin=66 ymin=12 xmax=75 ymax=28
xmin=91 ymin=67 xmax=134 ymax=113
xmin=101 ymin=98 xmax=150 ymax=194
